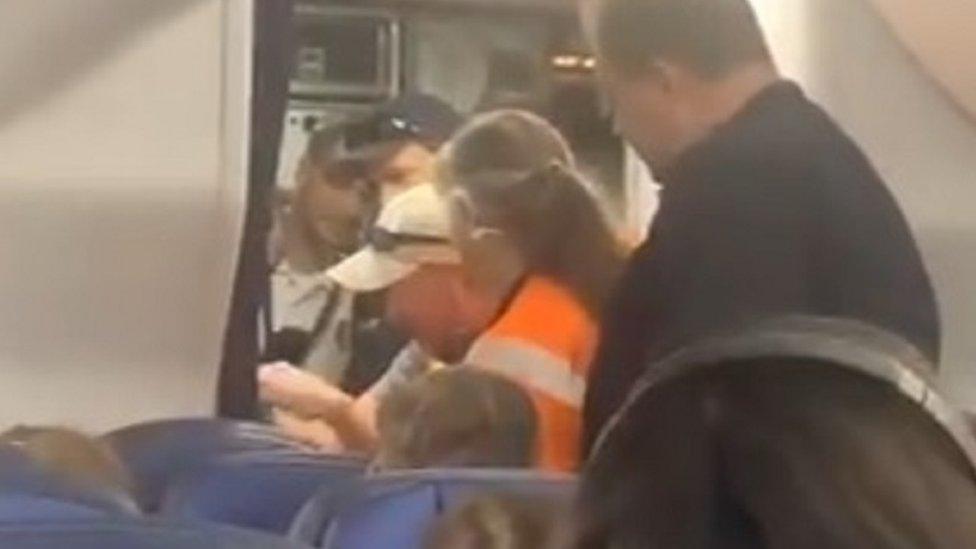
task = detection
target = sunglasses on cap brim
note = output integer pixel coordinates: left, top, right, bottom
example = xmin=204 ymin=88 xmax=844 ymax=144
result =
xmin=344 ymin=114 xmax=426 ymax=152
xmin=367 ymin=226 xmax=452 ymax=253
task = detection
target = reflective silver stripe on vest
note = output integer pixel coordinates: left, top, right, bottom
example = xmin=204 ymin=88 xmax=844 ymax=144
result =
xmin=466 ymin=336 xmax=586 ymax=408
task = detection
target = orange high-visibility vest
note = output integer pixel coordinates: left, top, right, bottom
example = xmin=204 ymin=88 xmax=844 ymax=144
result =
xmin=465 ymin=277 xmax=597 ymax=472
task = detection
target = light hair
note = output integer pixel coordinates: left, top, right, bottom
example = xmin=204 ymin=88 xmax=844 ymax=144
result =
xmin=376 ymin=368 xmax=538 ymax=470
xmin=426 ymin=496 xmax=565 ymax=549
xmin=1 ymin=426 xmax=132 ymax=496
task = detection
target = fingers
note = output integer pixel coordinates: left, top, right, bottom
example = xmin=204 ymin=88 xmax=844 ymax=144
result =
xmin=271 ymin=408 xmax=344 ymax=453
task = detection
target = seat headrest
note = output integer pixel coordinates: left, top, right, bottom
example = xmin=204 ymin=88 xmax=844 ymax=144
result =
xmin=591 ymin=316 xmax=976 ymax=474
xmin=0 ymin=444 xmax=140 ymax=518
xmin=104 ymin=418 xmax=308 ymax=511
xmin=160 ymin=450 xmax=365 ymax=534
xmin=0 ymin=518 xmax=313 ymax=549
xmin=291 ymin=468 xmax=575 ymax=548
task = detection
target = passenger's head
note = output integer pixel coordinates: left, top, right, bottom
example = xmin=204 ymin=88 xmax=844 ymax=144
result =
xmin=375 ymin=369 xmax=538 ymax=470
xmin=0 ymin=426 xmax=132 ymax=497
xmin=426 ymin=496 xmax=564 ymax=549
xmin=576 ymin=357 xmax=976 ymax=548
xmin=347 ymin=94 xmax=463 ymax=203
xmin=580 ymin=0 xmax=775 ymax=174
xmin=440 ymin=110 xmax=625 ymax=316
xmin=328 ymin=184 xmax=496 ymax=362
xmin=294 ymin=125 xmax=371 ymax=254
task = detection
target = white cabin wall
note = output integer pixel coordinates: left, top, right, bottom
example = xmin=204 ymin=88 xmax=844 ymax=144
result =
xmin=0 ymin=0 xmax=252 ymax=432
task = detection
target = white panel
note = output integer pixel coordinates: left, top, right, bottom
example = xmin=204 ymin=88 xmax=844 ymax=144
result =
xmin=0 ymin=0 xmax=252 ymax=432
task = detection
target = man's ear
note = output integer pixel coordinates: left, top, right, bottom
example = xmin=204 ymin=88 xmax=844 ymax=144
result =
xmin=648 ymin=60 xmax=678 ymax=94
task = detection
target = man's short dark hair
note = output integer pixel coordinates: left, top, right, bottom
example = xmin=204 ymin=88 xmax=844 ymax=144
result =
xmin=596 ymin=0 xmax=772 ymax=78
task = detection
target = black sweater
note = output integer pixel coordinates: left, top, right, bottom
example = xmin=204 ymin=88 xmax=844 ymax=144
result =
xmin=583 ymin=82 xmax=940 ymax=452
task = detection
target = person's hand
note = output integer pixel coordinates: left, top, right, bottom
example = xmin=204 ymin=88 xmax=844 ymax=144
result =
xmin=257 ymin=362 xmax=353 ymax=420
xmin=271 ymin=408 xmax=344 ymax=453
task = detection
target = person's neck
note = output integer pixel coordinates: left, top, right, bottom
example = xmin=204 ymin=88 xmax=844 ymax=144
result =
xmin=474 ymin=258 xmax=526 ymax=315
xmin=282 ymin=214 xmax=342 ymax=273
xmin=654 ymin=63 xmax=780 ymax=183
xmin=685 ymin=63 xmax=781 ymax=148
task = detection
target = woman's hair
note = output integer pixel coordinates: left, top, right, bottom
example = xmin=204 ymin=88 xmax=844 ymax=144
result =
xmin=441 ymin=110 xmax=626 ymax=317
xmin=426 ymin=495 xmax=565 ymax=549
xmin=376 ymin=368 xmax=538 ymax=470
xmin=0 ymin=426 xmax=133 ymax=497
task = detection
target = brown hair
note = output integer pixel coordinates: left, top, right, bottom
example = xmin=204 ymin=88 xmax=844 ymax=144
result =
xmin=442 ymin=110 xmax=626 ymax=317
xmin=426 ymin=495 xmax=564 ymax=549
xmin=1 ymin=426 xmax=132 ymax=496
xmin=376 ymin=368 xmax=538 ymax=470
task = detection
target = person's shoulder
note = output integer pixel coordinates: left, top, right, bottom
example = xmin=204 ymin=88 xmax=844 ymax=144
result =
xmin=492 ymin=278 xmax=595 ymax=344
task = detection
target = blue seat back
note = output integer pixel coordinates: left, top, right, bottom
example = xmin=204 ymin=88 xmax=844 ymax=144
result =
xmin=290 ymin=469 xmax=576 ymax=549
xmin=0 ymin=518 xmax=313 ymax=549
xmin=161 ymin=450 xmax=365 ymax=534
xmin=0 ymin=444 xmax=139 ymax=519
xmin=104 ymin=418 xmax=307 ymax=511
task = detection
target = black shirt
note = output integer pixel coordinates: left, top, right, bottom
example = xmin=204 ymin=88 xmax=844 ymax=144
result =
xmin=583 ymin=81 xmax=940 ymax=451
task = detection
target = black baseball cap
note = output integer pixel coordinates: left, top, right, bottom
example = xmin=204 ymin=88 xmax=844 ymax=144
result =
xmin=344 ymin=93 xmax=463 ymax=153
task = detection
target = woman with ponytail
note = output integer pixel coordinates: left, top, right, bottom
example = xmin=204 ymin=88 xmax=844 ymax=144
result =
xmin=440 ymin=110 xmax=627 ymax=472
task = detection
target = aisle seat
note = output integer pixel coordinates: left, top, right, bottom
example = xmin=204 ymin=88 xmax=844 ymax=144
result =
xmin=289 ymin=469 xmax=576 ymax=549
xmin=104 ymin=418 xmax=309 ymax=512
xmin=161 ymin=451 xmax=365 ymax=534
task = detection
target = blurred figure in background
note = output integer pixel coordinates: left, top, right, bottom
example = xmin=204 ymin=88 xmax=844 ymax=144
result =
xmin=426 ymin=496 xmax=565 ymax=549
xmin=375 ymin=369 xmax=538 ymax=470
xmin=269 ymin=124 xmax=371 ymax=382
xmin=0 ymin=426 xmax=132 ymax=498
xmin=578 ymin=0 xmax=941 ymax=450
xmin=440 ymin=110 xmax=627 ymax=472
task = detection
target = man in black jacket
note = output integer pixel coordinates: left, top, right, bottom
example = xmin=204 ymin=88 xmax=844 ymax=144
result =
xmin=579 ymin=0 xmax=940 ymax=450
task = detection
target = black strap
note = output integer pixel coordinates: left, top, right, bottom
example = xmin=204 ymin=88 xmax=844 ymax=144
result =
xmin=216 ymin=0 xmax=295 ymax=419
xmin=590 ymin=316 xmax=976 ymax=475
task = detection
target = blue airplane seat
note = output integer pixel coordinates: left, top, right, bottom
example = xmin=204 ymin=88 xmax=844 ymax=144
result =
xmin=104 ymin=418 xmax=308 ymax=512
xmin=290 ymin=469 xmax=576 ymax=549
xmin=0 ymin=444 xmax=140 ymax=520
xmin=0 ymin=518 xmax=314 ymax=548
xmin=160 ymin=450 xmax=366 ymax=534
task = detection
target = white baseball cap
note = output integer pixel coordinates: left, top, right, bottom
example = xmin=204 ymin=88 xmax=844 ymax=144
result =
xmin=327 ymin=184 xmax=461 ymax=292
